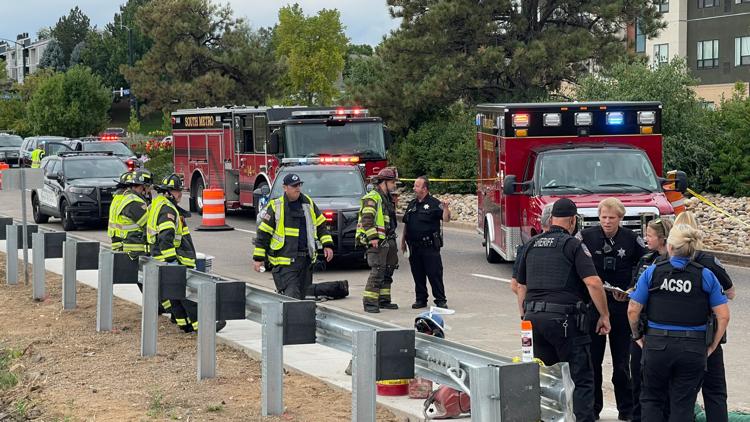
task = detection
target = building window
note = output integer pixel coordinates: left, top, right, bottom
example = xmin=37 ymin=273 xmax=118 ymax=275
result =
xmin=736 ymin=36 xmax=750 ymax=66
xmin=657 ymin=0 xmax=670 ymax=12
xmin=654 ymin=44 xmax=669 ymax=65
xmin=698 ymin=0 xmax=717 ymax=7
xmin=697 ymin=40 xmax=719 ymax=68
xmin=736 ymin=0 xmax=750 ymax=4
xmin=635 ymin=19 xmax=646 ymax=53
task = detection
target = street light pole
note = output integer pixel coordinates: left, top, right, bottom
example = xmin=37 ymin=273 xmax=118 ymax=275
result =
xmin=118 ymin=18 xmax=138 ymax=117
xmin=0 ymin=37 xmax=27 ymax=84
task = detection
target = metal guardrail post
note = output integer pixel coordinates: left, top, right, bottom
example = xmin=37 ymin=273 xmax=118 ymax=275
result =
xmin=262 ymin=301 xmax=284 ymax=416
xmin=352 ymin=329 xmax=377 ymax=422
xmin=141 ymin=260 xmax=159 ymax=357
xmin=32 ymin=232 xmax=45 ymax=300
xmin=97 ymin=250 xmax=114 ymax=332
xmin=62 ymin=239 xmax=77 ymax=309
xmin=6 ymin=225 xmax=18 ymax=285
xmin=469 ymin=365 xmax=502 ymax=421
xmin=197 ymin=281 xmax=217 ymax=380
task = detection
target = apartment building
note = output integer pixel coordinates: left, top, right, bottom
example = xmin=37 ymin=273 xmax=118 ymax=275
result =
xmin=0 ymin=33 xmax=51 ymax=84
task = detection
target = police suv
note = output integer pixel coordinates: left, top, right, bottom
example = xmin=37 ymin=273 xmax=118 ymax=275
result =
xmin=31 ymin=152 xmax=127 ymax=230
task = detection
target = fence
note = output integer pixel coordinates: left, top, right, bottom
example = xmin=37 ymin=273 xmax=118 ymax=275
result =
xmin=2 ymin=219 xmax=574 ymax=422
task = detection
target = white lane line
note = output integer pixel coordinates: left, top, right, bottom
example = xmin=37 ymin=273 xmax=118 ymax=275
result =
xmin=471 ymin=273 xmax=511 ymax=283
xmin=234 ymin=227 xmax=256 ymax=235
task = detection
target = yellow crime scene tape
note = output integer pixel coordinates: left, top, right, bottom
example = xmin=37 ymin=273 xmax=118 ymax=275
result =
xmin=687 ymin=188 xmax=750 ymax=229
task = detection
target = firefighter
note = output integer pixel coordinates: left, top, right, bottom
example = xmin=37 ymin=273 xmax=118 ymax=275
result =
xmin=357 ymin=167 xmax=400 ymax=313
xmin=401 ymin=176 xmax=451 ymax=309
xmin=114 ymin=169 xmax=152 ymax=263
xmin=580 ymin=197 xmax=647 ymax=421
xmin=252 ymin=173 xmax=334 ymax=299
xmin=30 ymin=144 xmax=44 ymax=168
xmin=147 ymin=174 xmax=224 ymax=333
xmin=628 ymin=223 xmax=729 ymax=422
xmin=516 ymin=198 xmax=610 ymax=422
xmin=109 ymin=171 xmax=134 ymax=251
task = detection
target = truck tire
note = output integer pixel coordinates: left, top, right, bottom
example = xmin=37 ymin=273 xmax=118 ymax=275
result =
xmin=484 ymin=222 xmax=502 ymax=263
xmin=32 ymin=194 xmax=49 ymax=224
xmin=192 ymin=177 xmax=205 ymax=215
xmin=60 ymin=199 xmax=76 ymax=231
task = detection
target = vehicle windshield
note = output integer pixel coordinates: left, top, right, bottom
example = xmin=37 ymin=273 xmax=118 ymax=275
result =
xmin=63 ymin=159 xmax=126 ymax=180
xmin=537 ymin=149 xmax=660 ymax=195
xmin=46 ymin=143 xmax=74 ymax=155
xmin=270 ymin=169 xmax=365 ymax=199
xmin=0 ymin=135 xmax=22 ymax=147
xmin=284 ymin=122 xmax=386 ymax=159
xmin=82 ymin=142 xmax=133 ymax=156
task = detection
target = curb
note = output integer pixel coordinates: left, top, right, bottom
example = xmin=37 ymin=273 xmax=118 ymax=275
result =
xmin=705 ymin=250 xmax=750 ymax=268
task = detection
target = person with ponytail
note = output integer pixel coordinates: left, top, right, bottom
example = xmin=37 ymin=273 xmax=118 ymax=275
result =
xmin=627 ymin=224 xmax=729 ymax=421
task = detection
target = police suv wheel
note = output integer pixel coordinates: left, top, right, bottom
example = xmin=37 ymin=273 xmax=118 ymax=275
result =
xmin=60 ymin=200 xmax=76 ymax=231
xmin=32 ymin=194 xmax=49 ymax=224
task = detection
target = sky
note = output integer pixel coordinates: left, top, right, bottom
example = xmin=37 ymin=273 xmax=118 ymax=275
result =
xmin=0 ymin=0 xmax=401 ymax=46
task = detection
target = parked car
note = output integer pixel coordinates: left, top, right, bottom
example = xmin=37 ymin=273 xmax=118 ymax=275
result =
xmin=31 ymin=152 xmax=127 ymax=230
xmin=99 ymin=127 xmax=127 ymax=141
xmin=20 ymin=136 xmax=72 ymax=167
xmin=256 ymin=163 xmax=367 ymax=263
xmin=0 ymin=133 xmax=23 ymax=166
xmin=66 ymin=139 xmax=141 ymax=170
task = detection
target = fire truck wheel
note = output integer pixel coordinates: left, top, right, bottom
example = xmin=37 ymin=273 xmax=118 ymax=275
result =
xmin=484 ymin=222 xmax=502 ymax=263
xmin=192 ymin=178 xmax=205 ymax=215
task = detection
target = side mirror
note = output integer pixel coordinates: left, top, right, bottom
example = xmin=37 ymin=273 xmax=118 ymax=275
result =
xmin=383 ymin=127 xmax=394 ymax=149
xmin=674 ymin=171 xmax=688 ymax=193
xmin=46 ymin=173 xmax=58 ymax=180
xmin=268 ymin=130 xmax=280 ymax=154
xmin=253 ymin=185 xmax=270 ymax=197
xmin=503 ymin=175 xmax=517 ymax=195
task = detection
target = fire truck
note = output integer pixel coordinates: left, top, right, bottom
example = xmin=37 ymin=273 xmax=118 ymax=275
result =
xmin=171 ymin=106 xmax=392 ymax=213
xmin=476 ymin=101 xmax=687 ymax=263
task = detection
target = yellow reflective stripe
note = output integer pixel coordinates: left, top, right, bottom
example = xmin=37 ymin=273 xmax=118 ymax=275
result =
xmin=363 ymin=291 xmax=379 ymax=299
xmin=284 ymin=227 xmax=299 ymax=236
xmin=157 ymin=221 xmax=176 ymax=232
xmin=161 ymin=300 xmax=171 ymax=309
xmin=361 ymin=206 xmax=376 ymax=215
xmin=258 ymin=222 xmax=274 ymax=234
xmin=364 ymin=228 xmax=377 ymax=236
xmin=268 ymin=256 xmax=292 ymax=265
xmin=178 ymin=257 xmax=195 ymax=267
xmin=253 ymin=247 xmax=266 ymax=257
xmin=155 ymin=248 xmax=177 ymax=260
xmin=136 ymin=212 xmax=148 ymax=227
xmin=122 ymin=244 xmax=147 ymax=252
xmin=319 ymin=235 xmax=333 ymax=244
xmin=175 ymin=318 xmax=188 ymax=326
xmin=380 ymin=289 xmax=391 ymax=295
xmin=191 ymin=321 xmax=199 ymax=330
xmin=315 ymin=214 xmax=326 ymax=226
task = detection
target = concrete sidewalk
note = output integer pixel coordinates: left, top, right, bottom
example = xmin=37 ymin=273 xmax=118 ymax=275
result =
xmin=2 ymin=240 xmax=622 ymax=421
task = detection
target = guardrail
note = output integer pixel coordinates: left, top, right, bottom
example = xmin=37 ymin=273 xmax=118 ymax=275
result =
xmin=2 ymin=219 xmax=574 ymax=422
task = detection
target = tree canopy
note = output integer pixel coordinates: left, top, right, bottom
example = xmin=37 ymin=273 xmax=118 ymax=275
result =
xmin=39 ymin=39 xmax=67 ymax=72
xmin=50 ymin=6 xmax=91 ymax=65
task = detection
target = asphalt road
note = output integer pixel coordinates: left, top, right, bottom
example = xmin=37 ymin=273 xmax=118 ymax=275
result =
xmin=2 ymin=188 xmax=748 ymax=411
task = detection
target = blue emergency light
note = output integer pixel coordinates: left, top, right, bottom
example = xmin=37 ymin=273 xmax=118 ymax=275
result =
xmin=606 ymin=112 xmax=624 ymax=125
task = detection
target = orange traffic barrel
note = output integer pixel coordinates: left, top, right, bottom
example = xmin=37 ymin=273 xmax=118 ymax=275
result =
xmin=196 ymin=188 xmax=234 ymax=231
xmin=665 ymin=170 xmax=686 ymax=215
xmin=0 ymin=162 xmax=9 ymax=190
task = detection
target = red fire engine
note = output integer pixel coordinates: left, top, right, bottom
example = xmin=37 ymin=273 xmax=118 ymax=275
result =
xmin=476 ymin=101 xmax=687 ymax=262
xmin=172 ymin=106 xmax=392 ymax=213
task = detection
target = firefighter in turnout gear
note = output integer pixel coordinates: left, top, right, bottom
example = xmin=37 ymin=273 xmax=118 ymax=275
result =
xmin=252 ymin=173 xmax=334 ymax=299
xmin=109 ymin=171 xmax=134 ymax=251
xmin=357 ymin=167 xmax=400 ymax=313
xmin=114 ymin=169 xmax=152 ymax=259
xmin=628 ymin=223 xmax=729 ymax=422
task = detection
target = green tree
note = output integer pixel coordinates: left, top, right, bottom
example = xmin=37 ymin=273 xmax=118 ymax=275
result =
xmin=123 ymin=0 xmax=280 ymax=114
xmin=275 ymin=4 xmax=348 ymax=105
xmin=25 ymin=66 xmax=111 ymax=137
xmin=355 ymin=0 xmax=664 ymax=133
xmin=576 ymin=58 xmax=716 ymax=191
xmin=709 ymin=84 xmax=750 ymax=196
xmin=127 ymin=107 xmax=141 ymax=136
xmin=80 ymin=0 xmax=153 ymax=90
xmin=393 ymin=103 xmax=476 ymax=193
xmin=37 ymin=27 xmax=52 ymax=40
xmin=70 ymin=41 xmax=86 ymax=66
xmin=39 ymin=39 xmax=67 ymax=72
xmin=0 ymin=70 xmax=55 ymax=136
xmin=51 ymin=6 xmax=91 ymax=64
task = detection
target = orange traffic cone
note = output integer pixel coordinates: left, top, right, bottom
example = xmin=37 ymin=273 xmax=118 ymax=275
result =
xmin=0 ymin=162 xmax=9 ymax=190
xmin=196 ymin=188 xmax=234 ymax=231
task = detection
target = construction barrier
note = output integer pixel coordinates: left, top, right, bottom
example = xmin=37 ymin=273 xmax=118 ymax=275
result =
xmin=196 ymin=188 xmax=233 ymax=231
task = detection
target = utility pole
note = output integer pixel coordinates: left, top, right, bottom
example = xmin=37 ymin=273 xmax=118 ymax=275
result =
xmin=118 ymin=17 xmax=138 ymax=117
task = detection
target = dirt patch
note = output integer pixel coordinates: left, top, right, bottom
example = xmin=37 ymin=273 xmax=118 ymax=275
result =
xmin=0 ymin=254 xmax=398 ymax=421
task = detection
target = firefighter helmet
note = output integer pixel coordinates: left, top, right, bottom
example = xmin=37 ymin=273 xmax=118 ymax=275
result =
xmin=371 ymin=167 xmax=399 ymax=183
xmin=415 ymin=311 xmax=445 ymax=338
xmin=115 ymin=171 xmax=134 ymax=187
xmin=131 ymin=169 xmax=152 ymax=186
xmin=155 ymin=173 xmax=183 ymax=192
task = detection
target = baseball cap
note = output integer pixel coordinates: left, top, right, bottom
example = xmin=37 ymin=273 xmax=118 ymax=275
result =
xmin=283 ymin=173 xmax=303 ymax=186
xmin=551 ymin=198 xmax=577 ymax=217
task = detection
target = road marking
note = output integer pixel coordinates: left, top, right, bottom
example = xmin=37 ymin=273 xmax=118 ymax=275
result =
xmin=471 ymin=273 xmax=511 ymax=283
xmin=234 ymin=228 xmax=256 ymax=235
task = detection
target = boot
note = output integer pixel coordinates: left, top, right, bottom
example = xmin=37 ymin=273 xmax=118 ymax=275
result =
xmin=364 ymin=305 xmax=380 ymax=313
xmin=379 ymin=302 xmax=399 ymax=310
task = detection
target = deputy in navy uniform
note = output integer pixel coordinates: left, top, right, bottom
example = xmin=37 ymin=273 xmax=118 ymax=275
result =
xmin=516 ymin=198 xmax=611 ymax=422
xmin=401 ymin=176 xmax=451 ymax=309
xmin=580 ymin=197 xmax=647 ymax=421
xmin=511 ymin=203 xmax=553 ymax=318
xmin=628 ymin=223 xmax=729 ymax=422
xmin=628 ymin=217 xmax=673 ymax=422
xmin=674 ymin=211 xmax=735 ymax=422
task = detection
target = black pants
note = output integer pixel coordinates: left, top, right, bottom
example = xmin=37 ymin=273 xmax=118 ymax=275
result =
xmin=630 ymin=340 xmax=644 ymax=422
xmin=591 ymin=299 xmax=632 ymax=418
xmin=524 ymin=310 xmax=595 ymax=422
xmin=641 ymin=335 xmax=705 ymax=422
xmin=408 ymin=244 xmax=446 ymax=303
xmin=701 ymin=344 xmax=728 ymax=422
xmin=271 ymin=254 xmax=313 ymax=300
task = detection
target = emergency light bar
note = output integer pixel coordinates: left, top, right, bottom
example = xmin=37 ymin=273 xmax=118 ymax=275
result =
xmin=574 ymin=112 xmax=593 ymax=126
xmin=606 ymin=112 xmax=624 ymax=125
xmin=543 ymin=113 xmax=561 ymax=127
xmin=512 ymin=114 xmax=530 ymax=127
xmin=638 ymin=111 xmax=656 ymax=125
xmin=291 ymin=108 xmax=369 ymax=118
xmin=281 ymin=156 xmax=360 ymax=165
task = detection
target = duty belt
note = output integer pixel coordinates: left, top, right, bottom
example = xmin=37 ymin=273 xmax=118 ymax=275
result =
xmin=408 ymin=235 xmax=435 ymax=248
xmin=524 ymin=301 xmax=579 ymax=315
xmin=646 ymin=328 xmax=705 ymax=339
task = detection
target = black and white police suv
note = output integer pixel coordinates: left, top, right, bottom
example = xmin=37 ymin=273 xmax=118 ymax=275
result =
xmin=31 ymin=152 xmax=128 ymax=230
xmin=256 ymin=158 xmax=368 ymax=263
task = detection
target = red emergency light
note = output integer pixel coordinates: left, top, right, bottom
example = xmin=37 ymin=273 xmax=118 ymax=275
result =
xmin=126 ymin=159 xmax=136 ymax=171
xmin=512 ymin=113 xmax=530 ymax=127
xmin=100 ymin=134 xmax=120 ymax=141
xmin=323 ymin=210 xmax=335 ymax=223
